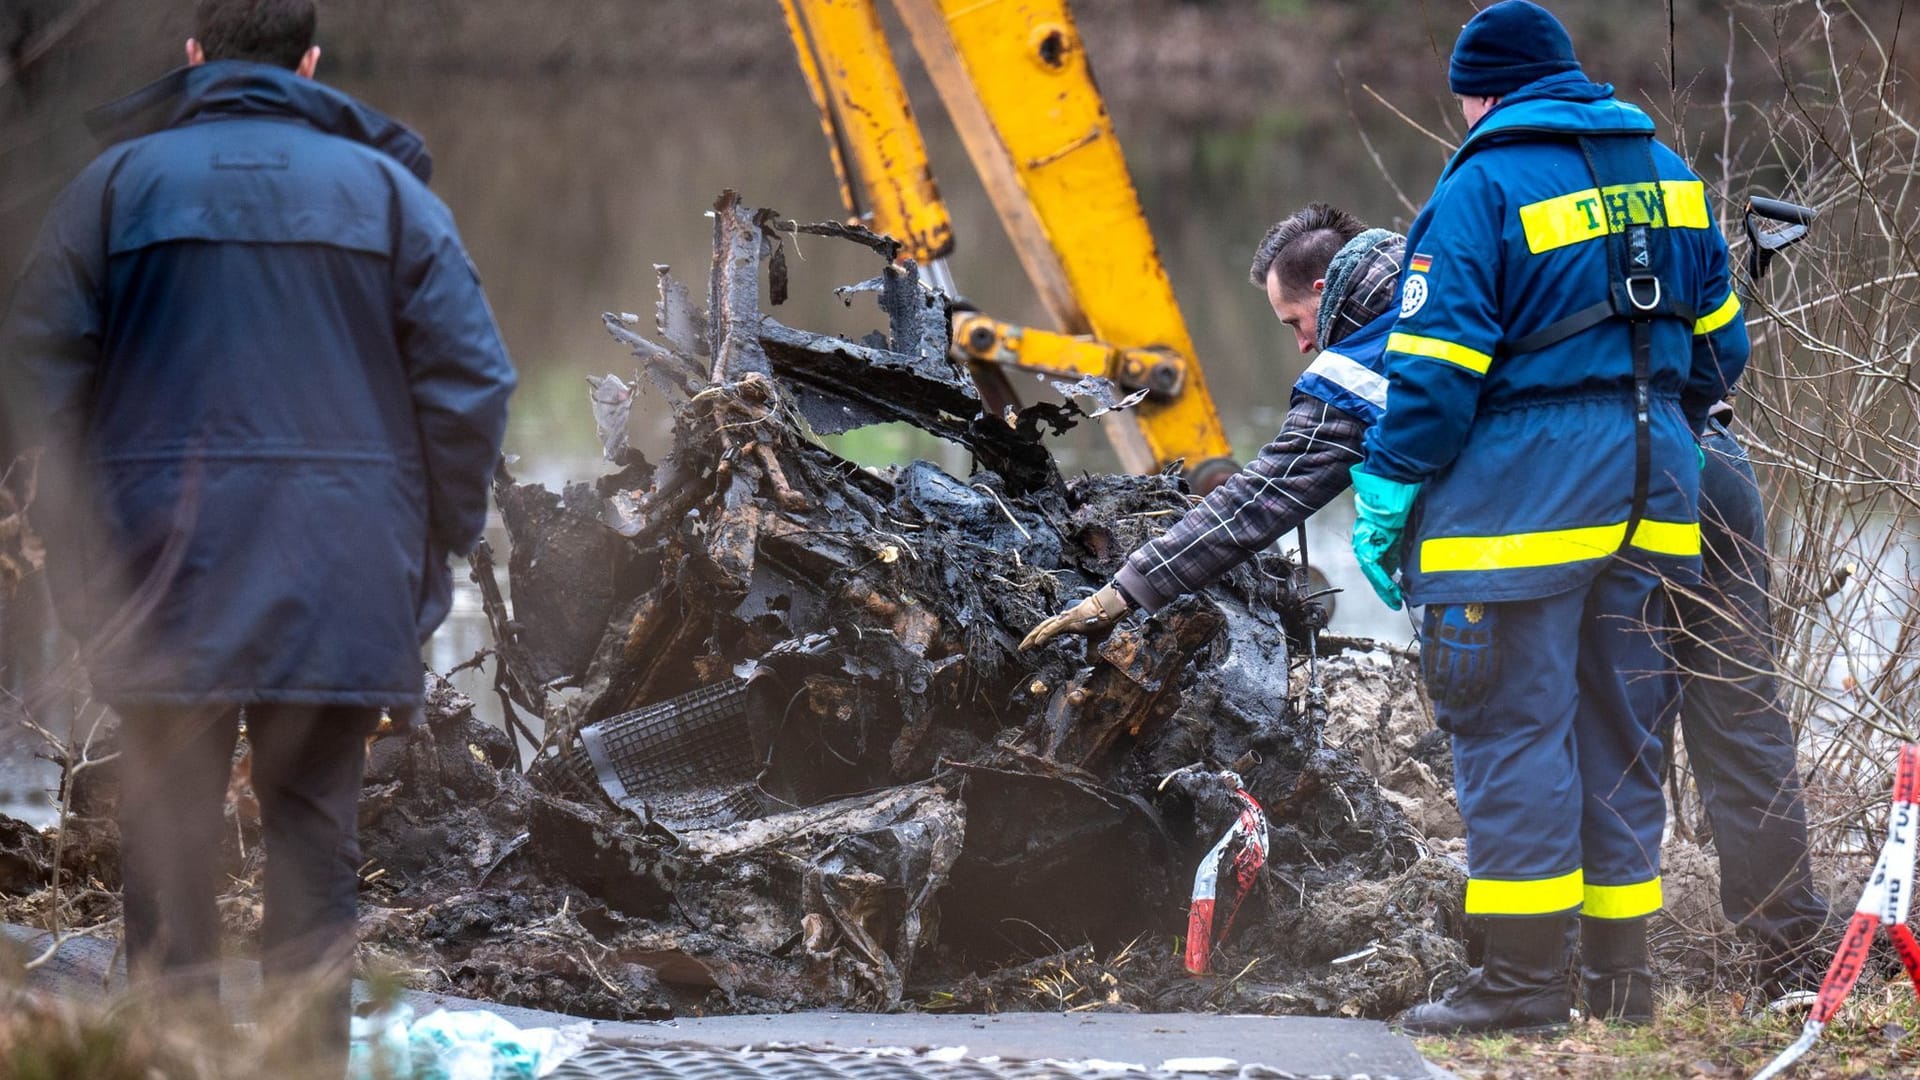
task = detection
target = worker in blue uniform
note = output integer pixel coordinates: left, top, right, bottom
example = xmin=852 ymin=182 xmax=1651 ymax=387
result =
xmin=1350 ymin=0 xmax=1749 ymax=1033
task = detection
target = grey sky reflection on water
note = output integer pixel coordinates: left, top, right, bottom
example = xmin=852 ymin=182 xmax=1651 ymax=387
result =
xmin=367 ymin=70 xmax=1429 ymax=724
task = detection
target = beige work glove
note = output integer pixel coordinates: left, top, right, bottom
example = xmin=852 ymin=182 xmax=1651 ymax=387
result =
xmin=1020 ymin=582 xmax=1131 ymax=650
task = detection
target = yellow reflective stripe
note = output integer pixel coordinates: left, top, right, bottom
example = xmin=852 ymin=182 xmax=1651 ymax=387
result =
xmin=1625 ymin=518 xmax=1701 ymax=557
xmin=1584 ymin=877 xmax=1663 ymax=919
xmin=1519 ymin=180 xmax=1711 ymax=254
xmin=1421 ymin=519 xmax=1701 ymax=573
xmin=1387 ymin=332 xmax=1493 ymax=375
xmin=1465 ymin=869 xmax=1584 ymax=916
xmin=1693 ymin=291 xmax=1742 ymax=335
xmin=1425 ymin=524 xmax=1624 ymax=572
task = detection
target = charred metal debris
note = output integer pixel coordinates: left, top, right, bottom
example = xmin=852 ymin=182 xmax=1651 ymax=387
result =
xmin=390 ymin=192 xmax=1463 ymax=1020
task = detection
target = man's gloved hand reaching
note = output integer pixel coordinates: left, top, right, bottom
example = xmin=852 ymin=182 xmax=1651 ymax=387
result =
xmin=1021 ymin=582 xmax=1131 ymax=650
xmin=1350 ymin=465 xmax=1420 ymax=610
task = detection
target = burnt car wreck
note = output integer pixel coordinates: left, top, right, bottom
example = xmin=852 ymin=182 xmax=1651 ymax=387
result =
xmin=367 ymin=191 xmax=1464 ymax=1020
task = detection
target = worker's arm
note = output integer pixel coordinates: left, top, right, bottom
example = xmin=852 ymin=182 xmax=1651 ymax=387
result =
xmin=1021 ymin=392 xmax=1365 ymax=649
xmin=1683 ymin=220 xmax=1749 ymax=434
xmin=394 ymin=186 xmax=518 ymax=560
xmin=0 ymin=153 xmax=117 ymax=461
xmin=1361 ymin=176 xmax=1505 ymax=484
xmin=1115 ymin=394 xmax=1367 ymax=613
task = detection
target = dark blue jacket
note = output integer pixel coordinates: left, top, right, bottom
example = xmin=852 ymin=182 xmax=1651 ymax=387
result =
xmin=1362 ymin=74 xmax=1748 ymax=605
xmin=0 ymin=62 xmax=515 ymax=709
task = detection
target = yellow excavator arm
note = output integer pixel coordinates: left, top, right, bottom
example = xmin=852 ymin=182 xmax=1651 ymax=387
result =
xmin=779 ymin=0 xmax=1239 ymax=491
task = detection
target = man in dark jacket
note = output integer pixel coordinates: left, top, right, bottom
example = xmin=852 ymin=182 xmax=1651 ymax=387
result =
xmin=0 ymin=0 xmax=515 ymax=1052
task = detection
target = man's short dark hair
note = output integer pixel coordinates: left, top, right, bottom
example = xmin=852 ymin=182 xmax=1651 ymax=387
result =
xmin=193 ymin=0 xmax=317 ymax=69
xmin=1248 ymin=203 xmax=1366 ymax=296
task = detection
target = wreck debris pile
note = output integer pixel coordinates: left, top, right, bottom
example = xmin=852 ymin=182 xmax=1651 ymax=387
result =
xmin=0 ymin=192 xmax=1469 ymax=1022
xmin=400 ymin=191 xmax=1463 ymax=1018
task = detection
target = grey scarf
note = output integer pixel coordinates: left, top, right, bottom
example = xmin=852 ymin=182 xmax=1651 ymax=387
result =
xmin=1316 ymin=229 xmax=1406 ymax=351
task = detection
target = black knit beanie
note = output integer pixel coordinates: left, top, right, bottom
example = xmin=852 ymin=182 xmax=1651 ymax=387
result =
xmin=1448 ymin=0 xmax=1580 ymax=97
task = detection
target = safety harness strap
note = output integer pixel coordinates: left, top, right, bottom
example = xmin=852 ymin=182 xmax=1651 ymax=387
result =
xmin=1622 ymin=246 xmax=1654 ymax=549
xmin=1504 ymin=299 xmax=1613 ymax=356
xmin=1505 ymin=293 xmax=1698 ymax=357
xmin=1510 ymin=134 xmax=1688 ymax=553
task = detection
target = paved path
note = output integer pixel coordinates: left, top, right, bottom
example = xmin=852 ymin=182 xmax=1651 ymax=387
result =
xmin=6 ymin=923 xmax=1447 ymax=1079
xmin=404 ymin=987 xmax=1448 ymax=1078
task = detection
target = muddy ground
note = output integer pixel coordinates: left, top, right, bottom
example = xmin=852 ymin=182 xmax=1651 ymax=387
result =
xmin=0 ymin=643 xmax=1819 ymax=1025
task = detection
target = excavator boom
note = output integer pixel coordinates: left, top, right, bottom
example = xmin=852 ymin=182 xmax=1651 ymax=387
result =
xmin=780 ymin=0 xmax=1238 ymax=488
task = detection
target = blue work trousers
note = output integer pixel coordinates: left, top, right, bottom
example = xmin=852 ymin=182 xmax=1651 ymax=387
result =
xmin=1427 ymin=560 xmax=1674 ymax=919
xmin=1671 ymin=422 xmax=1829 ymax=955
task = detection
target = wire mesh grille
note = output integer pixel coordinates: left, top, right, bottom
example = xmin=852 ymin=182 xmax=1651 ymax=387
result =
xmin=545 ymin=1046 xmax=1147 ymax=1080
xmin=575 ymin=678 xmax=771 ymax=829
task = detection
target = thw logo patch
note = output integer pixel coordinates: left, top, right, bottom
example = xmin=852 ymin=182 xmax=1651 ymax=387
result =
xmin=1400 ymin=274 xmax=1430 ymax=317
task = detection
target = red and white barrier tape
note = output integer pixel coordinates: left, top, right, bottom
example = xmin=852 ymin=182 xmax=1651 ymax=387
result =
xmin=1184 ymin=783 xmax=1269 ymax=975
xmin=1752 ymin=742 xmax=1920 ymax=1080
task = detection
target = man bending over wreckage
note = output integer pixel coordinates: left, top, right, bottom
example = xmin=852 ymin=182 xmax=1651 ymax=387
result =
xmin=1020 ymin=202 xmax=1830 ymax=1013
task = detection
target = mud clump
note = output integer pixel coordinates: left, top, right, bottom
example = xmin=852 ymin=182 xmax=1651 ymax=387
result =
xmin=1313 ymin=643 xmax=1461 ymax=842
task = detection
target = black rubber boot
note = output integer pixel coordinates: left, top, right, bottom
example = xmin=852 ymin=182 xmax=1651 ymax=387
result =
xmin=1396 ymin=914 xmax=1576 ymax=1035
xmin=1581 ymin=915 xmax=1654 ymax=1024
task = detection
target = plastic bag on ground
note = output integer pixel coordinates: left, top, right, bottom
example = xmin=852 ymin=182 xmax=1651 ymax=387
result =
xmin=349 ymin=1003 xmax=591 ymax=1080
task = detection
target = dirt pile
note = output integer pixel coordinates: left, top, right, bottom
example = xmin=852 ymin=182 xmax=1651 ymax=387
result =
xmin=1312 ymin=640 xmax=1461 ymax=843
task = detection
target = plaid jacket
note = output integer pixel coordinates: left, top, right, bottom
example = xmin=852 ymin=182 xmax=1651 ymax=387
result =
xmin=1114 ymin=395 xmax=1368 ymax=611
xmin=1113 ymin=240 xmax=1401 ymax=613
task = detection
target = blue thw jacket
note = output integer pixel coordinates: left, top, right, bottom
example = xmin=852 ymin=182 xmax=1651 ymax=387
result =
xmin=0 ymin=62 xmax=516 ymax=709
xmin=1295 ymin=310 xmax=1393 ymax=425
xmin=1362 ymin=74 xmax=1749 ymax=605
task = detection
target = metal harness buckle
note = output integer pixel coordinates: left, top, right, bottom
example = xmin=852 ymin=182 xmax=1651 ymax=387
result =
xmin=1624 ymin=274 xmax=1662 ymax=313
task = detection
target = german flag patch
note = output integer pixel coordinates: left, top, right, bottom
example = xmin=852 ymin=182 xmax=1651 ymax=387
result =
xmin=1409 ymin=253 xmax=1434 ymax=274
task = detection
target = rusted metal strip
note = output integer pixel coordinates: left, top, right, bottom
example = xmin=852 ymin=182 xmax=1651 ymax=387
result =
xmin=708 ymin=191 xmax=773 ymax=382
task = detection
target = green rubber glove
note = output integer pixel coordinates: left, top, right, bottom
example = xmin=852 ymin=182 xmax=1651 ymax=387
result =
xmin=1350 ymin=465 xmax=1421 ymax=611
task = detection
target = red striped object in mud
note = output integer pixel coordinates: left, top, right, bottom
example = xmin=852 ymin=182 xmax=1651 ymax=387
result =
xmin=1752 ymin=742 xmax=1920 ymax=1080
xmin=1183 ymin=787 xmax=1269 ymax=975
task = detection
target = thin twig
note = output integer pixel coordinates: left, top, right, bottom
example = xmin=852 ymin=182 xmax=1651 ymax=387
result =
xmin=1360 ymin=84 xmax=1458 ymax=152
